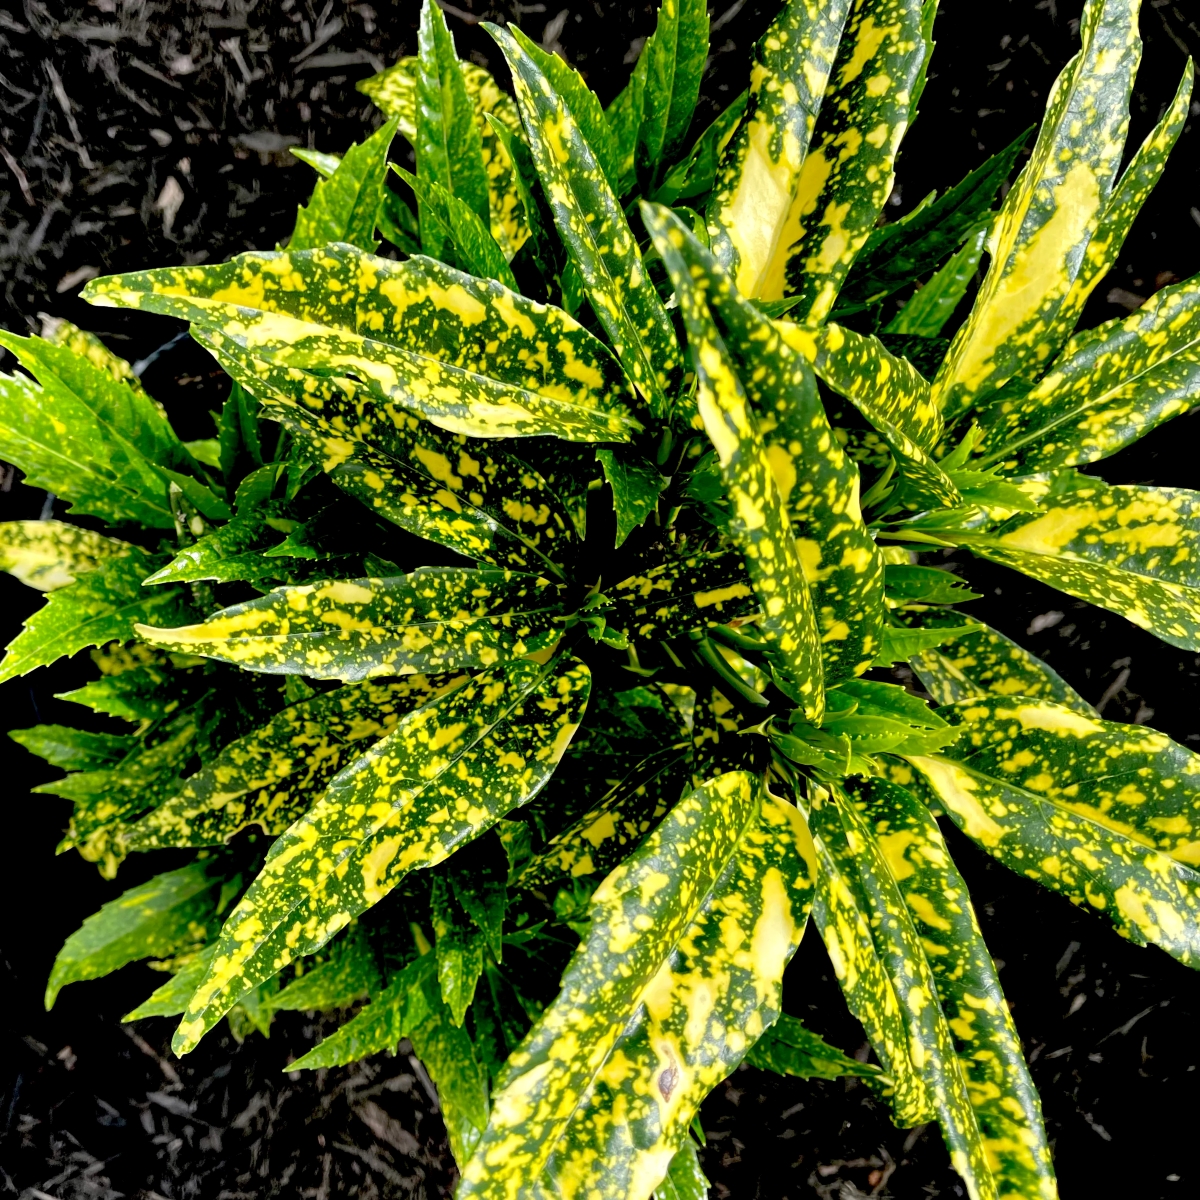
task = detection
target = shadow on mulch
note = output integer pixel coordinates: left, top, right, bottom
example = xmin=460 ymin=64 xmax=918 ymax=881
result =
xmin=4 ymin=1 xmax=1200 ymax=1198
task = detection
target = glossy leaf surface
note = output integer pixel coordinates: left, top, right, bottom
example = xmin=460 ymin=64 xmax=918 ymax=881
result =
xmin=173 ymin=655 xmax=589 ymax=1053
xmin=459 ymin=774 xmax=815 ymax=1200
xmin=0 ymin=520 xmax=128 ymax=591
xmin=135 ymin=569 xmax=567 ymax=681
xmin=85 ymin=246 xmax=638 ymax=443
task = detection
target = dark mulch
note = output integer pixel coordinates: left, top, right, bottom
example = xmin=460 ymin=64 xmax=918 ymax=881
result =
xmin=4 ymin=1 xmax=1200 ymax=1198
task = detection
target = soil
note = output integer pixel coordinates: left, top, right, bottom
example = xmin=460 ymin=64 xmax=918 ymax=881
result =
xmin=4 ymin=2 xmax=1200 ymax=1198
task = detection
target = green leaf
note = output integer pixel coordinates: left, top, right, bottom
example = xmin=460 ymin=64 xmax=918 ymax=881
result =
xmin=124 ymin=945 xmax=218 ymax=1022
xmin=270 ymin=925 xmax=382 ymax=1012
xmin=447 ymin=829 xmax=508 ymax=960
xmin=141 ymin=512 xmax=311 ymax=587
xmin=394 ymin=165 xmax=518 ymax=290
xmin=10 ymin=723 xmax=133 ymax=770
xmin=0 ymin=546 xmax=193 ymax=685
xmin=657 ymin=227 xmax=885 ymax=682
xmin=905 ymin=697 xmax=1200 ymax=968
xmin=136 ymin=568 xmax=568 ymax=681
xmin=818 ymin=779 xmax=1058 ymax=1200
xmin=58 ymin=655 xmax=208 ymax=725
xmin=433 ymin=873 xmax=487 ymax=1024
xmin=638 ymin=0 xmax=710 ymax=182
xmin=416 ymin=0 xmax=489 ymax=251
xmin=653 ymin=91 xmax=748 ymax=206
xmin=290 ymin=118 xmax=399 ymax=252
xmin=0 ymin=520 xmax=128 ymax=591
xmin=975 ymin=277 xmax=1200 ymax=474
xmin=646 ymin=205 xmax=824 ymax=718
xmin=40 ymin=316 xmax=146 ymax=393
xmin=488 ymin=22 xmax=681 ymax=417
xmin=597 ymin=446 xmax=666 ymax=547
xmin=932 ymin=0 xmax=1143 ymax=421
xmin=873 ymin=621 xmax=972 ymax=666
xmin=653 ymin=1137 xmax=710 ymax=1200
xmin=458 ymin=774 xmax=815 ymax=1200
xmin=172 ymin=655 xmax=590 ymax=1054
xmin=606 ymin=45 xmax=649 ymax=195
xmin=909 ymin=615 xmax=1097 ymax=714
xmin=1040 ymin=60 xmax=1194 ymax=368
xmin=706 ymin=0 xmax=853 ymax=300
xmin=836 ymin=129 xmax=1027 ymax=316
xmin=0 ymin=333 xmax=189 ymax=529
xmin=128 ymin=675 xmax=466 ymax=849
xmin=883 ymin=564 xmax=981 ymax=605
xmin=885 ymin=225 xmax=988 ymax=338
xmin=746 ymin=1012 xmax=884 ymax=1083
xmin=219 ymin=381 xmax=264 ymax=490
xmin=47 ymin=861 xmax=224 ymax=1008
xmin=969 ymin=473 xmax=1200 ymax=652
xmin=85 ymin=245 xmax=640 ymax=444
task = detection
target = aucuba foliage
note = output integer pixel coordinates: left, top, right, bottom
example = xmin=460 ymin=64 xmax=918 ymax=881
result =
xmin=4 ymin=0 xmax=1198 ymax=1197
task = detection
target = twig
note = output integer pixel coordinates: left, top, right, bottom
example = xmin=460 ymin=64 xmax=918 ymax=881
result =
xmin=0 ymin=145 xmax=34 ymax=206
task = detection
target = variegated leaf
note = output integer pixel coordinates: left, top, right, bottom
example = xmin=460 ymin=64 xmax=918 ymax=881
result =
xmin=969 ymin=473 xmax=1200 ymax=651
xmin=359 ymin=55 xmax=530 ymax=258
xmin=652 ymin=90 xmax=748 ymax=206
xmin=0 ymin=520 xmax=128 ymax=591
xmin=172 ymin=654 xmax=590 ymax=1054
xmin=932 ymin=0 xmax=1142 ymax=421
xmin=803 ymin=781 xmax=935 ymax=1127
xmin=270 ymin=924 xmax=383 ymax=1012
xmin=519 ymin=746 xmax=690 ymax=886
xmin=655 ymin=225 xmax=884 ymax=679
xmin=769 ymin=0 xmax=928 ymax=322
xmin=458 ymin=774 xmax=815 ymax=1200
xmin=210 ymin=360 xmax=577 ymax=577
xmin=84 ymin=246 xmax=639 ymax=444
xmin=975 ymin=277 xmax=1200 ymax=474
xmin=1038 ymin=60 xmax=1194 ymax=368
xmin=135 ymin=568 xmax=568 ymax=681
xmin=776 ymin=321 xmax=960 ymax=511
xmin=605 ymin=546 xmax=759 ymax=642
xmin=488 ymin=22 xmax=681 ymax=417
xmin=654 ymin=1138 xmax=710 ymax=1200
xmin=746 ymin=1011 xmax=885 ymax=1083
xmin=831 ymin=779 xmax=1057 ymax=1200
xmin=906 ymin=697 xmax=1200 ymax=967
xmin=909 ymin=616 xmax=1097 ymax=714
xmin=706 ymin=0 xmax=853 ymax=300
xmin=129 ymin=675 xmax=466 ymax=848
xmin=647 ymin=205 xmax=824 ymax=717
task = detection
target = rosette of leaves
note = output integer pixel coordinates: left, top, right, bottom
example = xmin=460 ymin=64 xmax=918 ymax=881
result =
xmin=3 ymin=0 xmax=1199 ymax=1196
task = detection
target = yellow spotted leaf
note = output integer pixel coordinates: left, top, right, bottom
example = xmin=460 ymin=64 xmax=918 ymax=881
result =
xmin=128 ymin=675 xmax=467 ymax=849
xmin=0 ymin=520 xmax=129 ymax=592
xmin=172 ymin=654 xmax=591 ymax=1054
xmin=932 ymin=0 xmax=1142 ymax=421
xmin=458 ymin=773 xmax=816 ymax=1200
xmin=968 ymin=472 xmax=1200 ymax=652
xmin=906 ymin=697 xmax=1200 ymax=967
xmin=84 ymin=245 xmax=639 ymax=444
xmin=646 ymin=204 xmax=824 ymax=718
xmin=135 ymin=568 xmax=568 ymax=681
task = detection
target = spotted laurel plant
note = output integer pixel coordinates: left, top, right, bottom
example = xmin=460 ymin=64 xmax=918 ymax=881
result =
xmin=4 ymin=0 xmax=1199 ymax=1195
